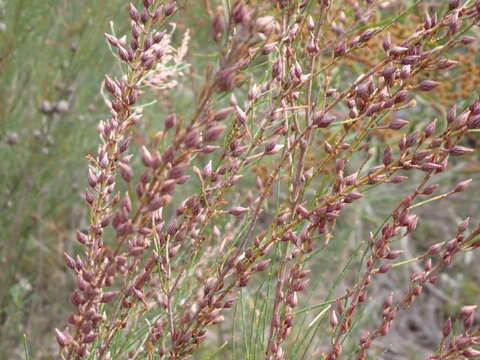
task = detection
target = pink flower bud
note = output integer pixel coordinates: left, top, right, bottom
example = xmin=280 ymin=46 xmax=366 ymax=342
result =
xmin=460 ymin=305 xmax=477 ymax=318
xmin=436 ymin=59 xmax=458 ymax=70
xmin=402 ymin=55 xmax=421 ymax=65
xmin=148 ymin=194 xmax=164 ymax=212
xmin=390 ymin=46 xmax=409 ymax=56
xmin=384 ymin=292 xmax=394 ymax=308
xmin=129 ymin=3 xmax=140 ymax=22
xmin=423 ymin=119 xmax=437 ymax=137
xmin=101 ymin=291 xmax=118 ymax=303
xmin=385 ymin=250 xmax=403 ymax=259
xmin=467 ymin=115 xmax=480 ymax=129
xmin=400 ymin=65 xmax=411 ymax=79
xmin=419 ymin=80 xmax=440 ymax=91
xmin=55 ymin=328 xmax=68 ymax=347
xmin=64 ymin=252 xmax=76 ymax=270
xmin=394 ymin=90 xmax=410 ymax=103
xmin=390 ymin=175 xmax=408 ymax=184
xmin=201 ymin=145 xmax=220 ymax=153
xmin=359 ymin=28 xmax=377 ymax=43
xmin=462 ymin=348 xmax=480 ymax=358
xmin=334 ymin=41 xmax=347 ymax=57
xmin=119 ymin=163 xmax=133 ymax=182
xmin=169 ymin=244 xmax=181 ymax=257
xmin=453 ymin=179 xmax=472 ymax=193
xmin=314 ymin=112 xmax=336 ymax=128
xmin=140 ymin=146 xmax=154 ymax=167
xmin=379 ymin=264 xmax=391 ymax=273
xmin=422 ymin=184 xmax=439 ymax=195
xmin=76 ymin=231 xmax=89 ymax=245
xmin=442 ymin=317 xmax=452 ymax=337
xmin=344 ymin=191 xmax=364 ymax=203
xmin=329 ymin=310 xmax=338 ymax=328
xmin=382 ymin=146 xmax=393 ymax=166
xmin=382 ymin=33 xmax=391 ymax=51
xmin=460 ymin=36 xmax=476 ymax=46
xmin=213 ymin=107 xmax=234 ymax=122
xmin=231 ymin=1 xmax=247 ymax=24
xmin=421 ymin=162 xmax=442 ymax=172
xmin=228 ymin=206 xmax=249 ymax=216
xmin=162 ymin=4 xmax=176 ymax=16
xmin=204 ymin=125 xmax=226 ymax=142
xmin=184 ymin=130 xmax=200 ymax=148
xmin=286 ymin=292 xmax=298 ymax=307
xmin=447 ymin=104 xmax=457 ymax=123
xmin=105 ymin=33 xmax=119 ymax=47
xmin=165 ymin=113 xmax=176 ymax=130
xmin=451 ymin=145 xmax=473 ymax=156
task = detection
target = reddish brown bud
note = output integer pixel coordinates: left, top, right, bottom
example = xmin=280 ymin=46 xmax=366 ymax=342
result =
xmin=313 ymin=112 xmax=336 ymax=128
xmin=394 ymin=90 xmax=410 ymax=104
xmin=213 ymin=107 xmax=234 ymax=122
xmin=400 ymin=65 xmax=411 ymax=79
xmin=390 ymin=175 xmax=408 ymax=184
xmin=344 ymin=191 xmax=364 ymax=203
xmin=55 ymin=328 xmax=68 ymax=347
xmin=101 ymin=291 xmax=118 ymax=303
xmin=467 ymin=115 xmax=480 ymax=129
xmin=460 ymin=36 xmax=476 ymax=45
xmin=329 ymin=309 xmax=338 ymax=328
xmin=402 ymin=55 xmax=421 ymax=65
xmin=164 ymin=3 xmax=177 ymax=16
xmin=442 ymin=317 xmax=452 ymax=337
xmin=359 ymin=28 xmax=377 ymax=43
xmin=129 ymin=3 xmax=141 ymax=22
xmin=450 ymin=145 xmax=474 ymax=156
xmin=204 ymin=125 xmax=226 ymax=142
xmin=386 ymin=250 xmax=403 ymax=259
xmin=286 ymin=292 xmax=298 ymax=308
xmin=119 ymin=163 xmax=133 ymax=182
xmin=334 ymin=41 xmax=347 ymax=57
xmin=169 ymin=244 xmax=181 ymax=257
xmin=421 ymin=163 xmax=442 ymax=172
xmin=231 ymin=1 xmax=247 ymax=24
xmin=384 ymin=292 xmax=394 ymax=308
xmin=462 ymin=348 xmax=480 ymax=358
xmin=382 ymin=33 xmax=391 ymax=51
xmin=449 ymin=0 xmax=460 ymax=10
xmin=458 ymin=217 xmax=470 ymax=233
xmin=140 ymin=146 xmax=154 ymax=167
xmin=105 ymin=33 xmax=119 ymax=47
xmin=447 ymin=104 xmax=457 ymax=123
xmin=148 ymin=194 xmax=164 ymax=212
xmin=64 ymin=252 xmax=76 ymax=270
xmin=460 ymin=305 xmax=477 ymax=318
xmin=422 ymin=184 xmax=439 ymax=195
xmin=453 ymin=179 xmax=472 ymax=193
xmin=255 ymin=259 xmax=271 ymax=272
xmin=379 ymin=264 xmax=391 ymax=273
xmin=390 ymin=46 xmax=409 ymax=56
xmin=437 ymin=59 xmax=458 ymax=70
xmin=423 ymin=119 xmax=436 ymax=137
xmin=76 ymin=231 xmax=89 ymax=245
xmin=381 ymin=146 xmax=393 ymax=166
xmin=165 ymin=113 xmax=176 ymax=130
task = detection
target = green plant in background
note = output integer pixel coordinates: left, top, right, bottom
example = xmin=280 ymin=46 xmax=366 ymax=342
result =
xmin=1 ymin=0 xmax=480 ymax=359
